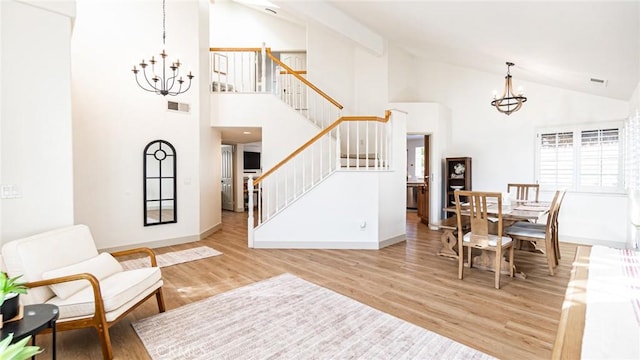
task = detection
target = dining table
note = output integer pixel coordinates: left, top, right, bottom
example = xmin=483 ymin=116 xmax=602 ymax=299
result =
xmin=439 ymin=199 xmax=552 ymax=278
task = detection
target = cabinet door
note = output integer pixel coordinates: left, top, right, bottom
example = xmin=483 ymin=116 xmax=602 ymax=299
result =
xmin=417 ymin=184 xmax=429 ymax=224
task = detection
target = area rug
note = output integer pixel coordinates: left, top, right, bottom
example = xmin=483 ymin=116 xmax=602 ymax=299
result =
xmin=119 ymin=246 xmax=222 ymax=270
xmin=132 ymin=273 xmax=494 ymax=360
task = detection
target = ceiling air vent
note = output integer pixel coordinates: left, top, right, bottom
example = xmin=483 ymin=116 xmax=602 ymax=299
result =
xmin=167 ymin=101 xmax=191 ymax=113
xmin=590 ymin=77 xmax=608 ymax=86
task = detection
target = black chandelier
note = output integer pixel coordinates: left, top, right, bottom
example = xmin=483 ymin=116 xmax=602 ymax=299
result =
xmin=131 ymin=0 xmax=194 ymax=96
xmin=491 ymin=62 xmax=527 ymax=115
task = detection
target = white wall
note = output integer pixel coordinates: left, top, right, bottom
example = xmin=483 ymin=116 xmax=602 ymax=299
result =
xmin=72 ymin=0 xmax=211 ymax=250
xmin=378 ymin=110 xmax=407 ymax=243
xmin=306 ymin=23 xmax=355 ymax=113
xmin=353 ymin=46 xmax=388 ymax=115
xmin=1 ymin=0 xmax=75 ymax=242
xmin=415 ymin=60 xmax=630 ymax=245
xmin=212 ymin=94 xmax=321 ymax=170
xmin=254 ymin=173 xmax=381 ymax=248
xmin=210 ymin=0 xmax=305 ymax=50
xmin=388 ymin=45 xmax=420 ymax=102
xmin=198 ymin=0 xmax=220 ymax=236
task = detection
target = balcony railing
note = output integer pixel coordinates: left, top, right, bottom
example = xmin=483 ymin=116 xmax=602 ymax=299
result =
xmin=210 ymin=45 xmax=342 ymax=129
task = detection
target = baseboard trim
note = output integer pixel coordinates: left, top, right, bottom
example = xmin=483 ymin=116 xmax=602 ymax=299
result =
xmin=254 ymin=235 xmax=406 ymax=250
xmin=100 ymin=235 xmax=200 ymax=253
xmin=253 ymin=241 xmax=381 ymax=250
xmin=200 ymin=223 xmax=222 ymax=240
xmin=560 ymin=235 xmax=627 ymax=249
xmin=379 ymin=234 xmax=406 ymax=249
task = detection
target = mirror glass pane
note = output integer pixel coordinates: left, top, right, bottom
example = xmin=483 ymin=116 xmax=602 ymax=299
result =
xmin=144 ymin=140 xmax=177 ymax=226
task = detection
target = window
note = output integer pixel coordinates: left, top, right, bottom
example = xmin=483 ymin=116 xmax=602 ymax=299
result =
xmin=536 ymin=122 xmax=623 ymax=193
xmin=625 ymin=112 xmax=640 ymax=191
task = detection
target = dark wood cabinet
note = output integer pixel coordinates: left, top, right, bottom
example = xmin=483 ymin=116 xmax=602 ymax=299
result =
xmin=416 ymin=183 xmax=429 ymax=224
xmin=444 ymin=157 xmax=472 ymax=217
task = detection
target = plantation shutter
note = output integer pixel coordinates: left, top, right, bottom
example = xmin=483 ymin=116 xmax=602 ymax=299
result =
xmin=539 ymin=132 xmax=574 ymax=189
xmin=580 ymin=128 xmax=620 ymax=189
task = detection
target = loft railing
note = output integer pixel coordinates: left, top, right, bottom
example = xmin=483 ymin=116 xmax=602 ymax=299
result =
xmin=246 ymin=111 xmax=392 ymax=246
xmin=210 ymin=45 xmax=343 ymax=129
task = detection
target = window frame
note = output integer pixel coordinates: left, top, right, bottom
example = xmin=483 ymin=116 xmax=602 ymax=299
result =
xmin=534 ymin=121 xmax=625 ymax=194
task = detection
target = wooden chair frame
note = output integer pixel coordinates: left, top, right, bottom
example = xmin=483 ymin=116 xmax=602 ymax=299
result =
xmin=507 ymin=183 xmax=540 ymax=202
xmin=506 ymin=191 xmax=561 ymax=275
xmin=24 ymin=247 xmax=166 ymax=360
xmin=454 ymin=190 xmax=515 ymax=289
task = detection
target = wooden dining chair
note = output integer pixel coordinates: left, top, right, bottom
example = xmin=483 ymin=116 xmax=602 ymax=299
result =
xmin=505 ymin=190 xmax=561 ymax=275
xmin=454 ymin=190 xmax=515 ymax=289
xmin=508 ymin=189 xmax=566 ymax=264
xmin=553 ymin=190 xmax=567 ymax=261
xmin=507 ymin=183 xmax=540 ymax=202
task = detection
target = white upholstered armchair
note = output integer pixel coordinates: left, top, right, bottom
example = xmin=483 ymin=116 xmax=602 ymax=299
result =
xmin=1 ymin=224 xmax=165 ymax=359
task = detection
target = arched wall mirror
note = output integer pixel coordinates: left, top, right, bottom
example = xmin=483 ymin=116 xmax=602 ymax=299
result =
xmin=144 ymin=140 xmax=177 ymax=226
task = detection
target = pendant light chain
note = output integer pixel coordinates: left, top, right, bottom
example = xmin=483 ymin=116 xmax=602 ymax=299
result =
xmin=162 ymin=0 xmax=166 ymax=46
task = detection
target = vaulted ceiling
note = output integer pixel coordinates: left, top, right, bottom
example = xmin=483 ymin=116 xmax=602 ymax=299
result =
xmin=270 ymin=0 xmax=640 ymax=101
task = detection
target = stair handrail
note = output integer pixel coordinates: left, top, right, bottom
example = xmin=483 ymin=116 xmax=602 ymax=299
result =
xmin=254 ymin=110 xmax=392 ymax=187
xmin=264 ymin=49 xmax=343 ymax=110
xmin=209 ymin=47 xmax=343 ymax=110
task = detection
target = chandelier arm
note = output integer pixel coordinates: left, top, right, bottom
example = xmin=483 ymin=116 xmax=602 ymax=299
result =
xmin=134 ymin=73 xmax=161 ymax=93
xmin=165 ymin=72 xmax=179 ymax=92
xmin=141 ymin=68 xmax=162 ymax=93
xmin=167 ymin=78 xmax=193 ymax=96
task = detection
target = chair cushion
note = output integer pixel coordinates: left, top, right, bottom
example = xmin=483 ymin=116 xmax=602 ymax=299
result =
xmin=46 ymin=267 xmax=161 ymax=320
xmin=505 ymin=226 xmax=546 ymax=239
xmin=463 ymin=232 xmax=512 ymax=247
xmin=509 ymin=222 xmax=545 ymax=230
xmin=1 ymin=224 xmax=99 ymax=304
xmin=42 ymin=253 xmax=123 ymax=299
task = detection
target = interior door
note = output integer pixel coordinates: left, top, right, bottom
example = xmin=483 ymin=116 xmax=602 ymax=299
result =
xmin=221 ymin=145 xmax=234 ymax=211
xmin=417 ymin=135 xmax=430 ymax=224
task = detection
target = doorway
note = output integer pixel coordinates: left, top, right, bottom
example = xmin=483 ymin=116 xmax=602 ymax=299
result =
xmin=407 ymin=134 xmax=430 ymax=225
xmin=221 ymin=145 xmax=234 ymax=211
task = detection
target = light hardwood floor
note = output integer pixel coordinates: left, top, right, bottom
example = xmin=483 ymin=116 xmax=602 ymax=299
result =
xmin=34 ymin=211 xmax=577 ymax=359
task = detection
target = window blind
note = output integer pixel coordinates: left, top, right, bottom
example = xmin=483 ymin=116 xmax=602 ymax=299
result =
xmin=625 ymin=112 xmax=640 ymax=191
xmin=536 ymin=122 xmax=623 ymax=193
xmin=580 ymin=128 xmax=619 ymax=188
xmin=539 ymin=132 xmax=574 ymax=189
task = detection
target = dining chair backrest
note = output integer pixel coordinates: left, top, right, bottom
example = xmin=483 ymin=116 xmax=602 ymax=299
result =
xmin=551 ymin=189 xmax=567 ymax=260
xmin=505 ymin=190 xmax=561 ymax=275
xmin=455 ymin=190 xmax=504 ymax=245
xmin=507 ymin=183 xmax=540 ymax=202
xmin=546 ymin=190 xmax=561 ymax=235
xmin=454 ymin=190 xmax=515 ymax=289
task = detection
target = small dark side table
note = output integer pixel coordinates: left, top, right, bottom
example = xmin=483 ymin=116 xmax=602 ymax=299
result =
xmin=0 ymin=304 xmax=59 ymax=359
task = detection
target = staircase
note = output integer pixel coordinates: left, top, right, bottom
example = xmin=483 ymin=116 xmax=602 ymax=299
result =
xmin=211 ymin=45 xmax=405 ymax=249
